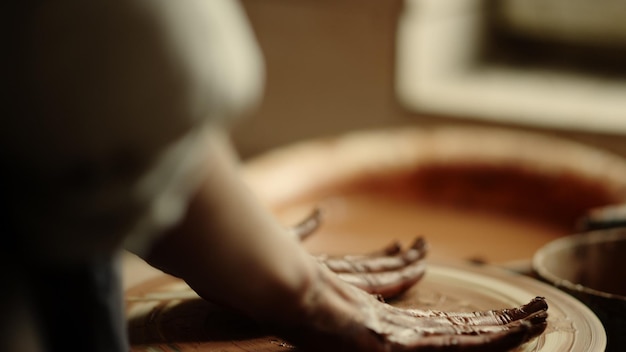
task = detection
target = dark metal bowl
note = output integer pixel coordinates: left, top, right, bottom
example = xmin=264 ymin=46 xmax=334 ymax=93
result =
xmin=533 ymin=229 xmax=626 ymax=352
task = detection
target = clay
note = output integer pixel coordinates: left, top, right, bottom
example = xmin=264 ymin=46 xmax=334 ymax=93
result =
xmin=277 ymin=191 xmax=568 ymax=265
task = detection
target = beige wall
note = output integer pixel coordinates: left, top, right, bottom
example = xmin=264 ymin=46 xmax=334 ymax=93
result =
xmin=232 ymin=0 xmax=407 ymax=158
xmin=233 ymin=0 xmax=626 ymax=160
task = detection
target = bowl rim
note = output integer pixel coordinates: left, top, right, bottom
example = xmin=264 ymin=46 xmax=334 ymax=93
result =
xmin=532 ymin=228 xmax=626 ymax=301
xmin=243 ymin=126 xmax=626 ymax=208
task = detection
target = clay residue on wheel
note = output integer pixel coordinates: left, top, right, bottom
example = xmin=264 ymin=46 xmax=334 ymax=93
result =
xmin=337 ymin=163 xmax=623 ymax=231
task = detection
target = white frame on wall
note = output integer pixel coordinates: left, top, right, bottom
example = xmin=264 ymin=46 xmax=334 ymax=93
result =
xmin=396 ymin=0 xmax=626 ymax=134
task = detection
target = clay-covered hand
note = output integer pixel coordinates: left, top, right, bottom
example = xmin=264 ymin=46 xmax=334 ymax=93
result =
xmin=279 ymin=266 xmax=549 ymax=352
xmin=288 ymin=208 xmax=428 ymax=299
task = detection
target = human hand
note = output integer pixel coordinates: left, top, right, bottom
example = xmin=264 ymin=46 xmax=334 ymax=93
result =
xmin=279 ymin=265 xmax=548 ymax=352
xmin=284 ymin=209 xmax=547 ymax=351
xmin=289 ymin=208 xmax=427 ymax=299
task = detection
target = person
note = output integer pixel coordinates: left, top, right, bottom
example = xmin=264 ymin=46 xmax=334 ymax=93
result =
xmin=2 ymin=0 xmax=548 ymax=351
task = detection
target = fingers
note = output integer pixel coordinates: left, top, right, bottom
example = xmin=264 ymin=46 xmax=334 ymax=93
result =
xmin=388 ymin=311 xmax=548 ymax=352
xmin=318 ymin=238 xmax=428 ymax=299
xmin=361 ymin=240 xmax=403 ymax=257
xmin=334 ymin=258 xmax=427 ymax=299
xmin=286 ymin=207 xmax=427 ymax=299
xmin=399 ymin=296 xmax=548 ymax=323
xmin=379 ymin=297 xmax=549 ymax=352
xmin=288 ymin=207 xmax=323 ymax=240
xmin=389 ymin=313 xmax=547 ymax=352
xmin=319 ymin=237 xmax=427 ymax=273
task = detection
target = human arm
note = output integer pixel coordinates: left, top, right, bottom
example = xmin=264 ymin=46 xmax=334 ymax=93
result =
xmin=139 ymin=127 xmax=321 ymax=322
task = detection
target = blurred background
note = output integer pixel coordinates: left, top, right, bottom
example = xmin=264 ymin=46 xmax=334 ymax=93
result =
xmin=231 ymin=0 xmax=626 ymax=159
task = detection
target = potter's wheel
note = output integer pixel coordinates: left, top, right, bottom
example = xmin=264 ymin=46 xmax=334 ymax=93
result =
xmin=125 ymin=127 xmax=622 ymax=351
xmin=126 ymin=261 xmax=605 ymax=351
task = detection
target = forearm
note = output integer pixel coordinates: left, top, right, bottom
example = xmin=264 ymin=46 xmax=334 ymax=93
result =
xmin=140 ymin=128 xmax=318 ymax=323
